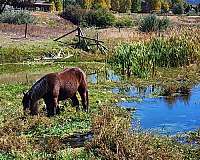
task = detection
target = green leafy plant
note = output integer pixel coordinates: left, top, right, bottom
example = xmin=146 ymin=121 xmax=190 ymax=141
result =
xmin=0 ymin=10 xmax=36 ymax=24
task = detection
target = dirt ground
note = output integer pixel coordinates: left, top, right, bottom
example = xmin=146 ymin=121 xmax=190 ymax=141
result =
xmin=0 ymin=12 xmax=199 ymax=46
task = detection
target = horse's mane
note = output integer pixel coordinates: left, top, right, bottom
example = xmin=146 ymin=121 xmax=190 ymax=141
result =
xmin=28 ymin=76 xmax=48 ymax=102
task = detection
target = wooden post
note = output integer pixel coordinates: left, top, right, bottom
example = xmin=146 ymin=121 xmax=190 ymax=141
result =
xmin=26 ymin=74 xmax=29 ymax=84
xmin=77 ymin=26 xmax=81 ymax=46
xmin=96 ymin=33 xmax=99 ymax=49
xmin=96 ymin=70 xmax=99 ymax=84
xmin=25 ymin=23 xmax=28 ymax=38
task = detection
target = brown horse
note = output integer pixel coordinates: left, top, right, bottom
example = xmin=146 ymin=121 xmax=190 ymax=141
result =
xmin=22 ymin=67 xmax=89 ymax=116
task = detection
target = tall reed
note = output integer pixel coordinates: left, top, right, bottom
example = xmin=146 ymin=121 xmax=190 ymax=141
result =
xmin=110 ymin=34 xmax=200 ymax=78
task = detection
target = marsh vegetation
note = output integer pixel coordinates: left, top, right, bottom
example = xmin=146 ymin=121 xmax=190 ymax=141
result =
xmin=0 ymin=6 xmax=200 ymax=160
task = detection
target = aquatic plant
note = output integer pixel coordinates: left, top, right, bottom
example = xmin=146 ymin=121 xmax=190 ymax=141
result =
xmin=110 ymin=34 xmax=200 ymax=78
xmin=110 ymin=42 xmax=150 ymax=78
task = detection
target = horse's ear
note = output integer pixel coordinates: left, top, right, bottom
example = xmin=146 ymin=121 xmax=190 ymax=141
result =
xmin=23 ymin=91 xmax=26 ymax=95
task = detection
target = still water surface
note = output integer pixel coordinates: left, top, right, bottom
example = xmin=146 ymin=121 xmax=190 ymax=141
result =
xmin=113 ymin=85 xmax=200 ymax=135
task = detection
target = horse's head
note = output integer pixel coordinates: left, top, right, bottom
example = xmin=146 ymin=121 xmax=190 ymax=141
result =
xmin=22 ymin=91 xmax=32 ymax=113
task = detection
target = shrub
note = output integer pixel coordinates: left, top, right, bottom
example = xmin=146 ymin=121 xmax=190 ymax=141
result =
xmin=158 ymin=17 xmax=170 ymax=31
xmin=61 ymin=5 xmax=87 ymax=25
xmin=85 ymin=9 xmax=115 ymax=28
xmin=139 ymin=14 xmax=170 ymax=32
xmin=0 ymin=10 xmax=35 ymax=24
xmin=115 ymin=16 xmax=134 ymax=28
xmin=172 ymin=3 xmax=184 ymax=14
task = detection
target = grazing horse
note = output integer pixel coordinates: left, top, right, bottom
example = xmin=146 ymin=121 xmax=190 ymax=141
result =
xmin=22 ymin=67 xmax=89 ymax=116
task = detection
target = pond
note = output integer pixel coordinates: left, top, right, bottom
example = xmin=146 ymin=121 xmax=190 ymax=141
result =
xmin=113 ymin=84 xmax=200 ymax=135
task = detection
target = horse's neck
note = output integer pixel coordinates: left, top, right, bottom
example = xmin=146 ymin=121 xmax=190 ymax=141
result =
xmin=30 ymin=78 xmax=48 ymax=101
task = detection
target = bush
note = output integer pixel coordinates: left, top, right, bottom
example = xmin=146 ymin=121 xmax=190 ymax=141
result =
xmin=0 ymin=10 xmax=35 ymax=24
xmin=61 ymin=5 xmax=87 ymax=25
xmin=85 ymin=9 xmax=115 ymax=28
xmin=61 ymin=5 xmax=115 ymax=28
xmin=172 ymin=3 xmax=184 ymax=14
xmin=139 ymin=14 xmax=170 ymax=32
xmin=115 ymin=16 xmax=134 ymax=28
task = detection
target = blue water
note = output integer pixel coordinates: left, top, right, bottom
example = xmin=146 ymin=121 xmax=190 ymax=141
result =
xmin=113 ymin=85 xmax=200 ymax=135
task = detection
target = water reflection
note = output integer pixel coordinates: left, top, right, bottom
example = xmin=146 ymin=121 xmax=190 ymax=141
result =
xmin=112 ymin=85 xmax=191 ymax=107
xmin=87 ymin=70 xmax=121 ymax=84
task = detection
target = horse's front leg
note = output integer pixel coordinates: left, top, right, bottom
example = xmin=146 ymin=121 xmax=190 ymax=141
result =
xmin=30 ymin=101 xmax=39 ymax=115
xmin=70 ymin=94 xmax=80 ymax=112
xmin=45 ymin=97 xmax=58 ymax=117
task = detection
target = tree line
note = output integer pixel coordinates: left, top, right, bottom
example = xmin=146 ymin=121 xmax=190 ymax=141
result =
xmin=71 ymin=0 xmax=189 ymax=13
xmin=0 ymin=0 xmax=198 ymax=14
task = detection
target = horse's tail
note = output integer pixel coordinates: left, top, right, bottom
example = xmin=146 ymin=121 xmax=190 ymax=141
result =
xmin=79 ymin=68 xmax=89 ymax=111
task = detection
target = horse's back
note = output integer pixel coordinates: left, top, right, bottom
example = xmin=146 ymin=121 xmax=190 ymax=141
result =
xmin=59 ymin=67 xmax=87 ymax=84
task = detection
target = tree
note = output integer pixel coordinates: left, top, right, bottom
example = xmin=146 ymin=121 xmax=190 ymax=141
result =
xmin=147 ymin=0 xmax=161 ymax=12
xmin=172 ymin=3 xmax=184 ymax=14
xmin=92 ymin=0 xmax=111 ymax=9
xmin=82 ymin=0 xmax=93 ymax=9
xmin=171 ymin=0 xmax=184 ymax=5
xmin=55 ymin=0 xmax=62 ymax=11
xmin=49 ymin=0 xmax=56 ymax=12
xmin=118 ymin=0 xmax=132 ymax=13
xmin=131 ymin=0 xmax=142 ymax=13
xmin=111 ymin=0 xmax=120 ymax=11
xmin=0 ymin=0 xmax=32 ymax=13
xmin=111 ymin=0 xmax=131 ymax=12
xmin=0 ymin=0 xmax=7 ymax=13
xmin=161 ymin=0 xmax=169 ymax=12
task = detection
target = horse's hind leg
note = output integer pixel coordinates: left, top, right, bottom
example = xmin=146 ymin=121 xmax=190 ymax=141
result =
xmin=70 ymin=94 xmax=80 ymax=112
xmin=78 ymin=89 xmax=89 ymax=112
